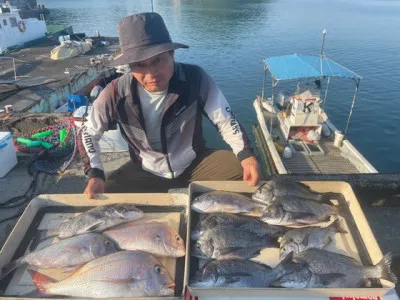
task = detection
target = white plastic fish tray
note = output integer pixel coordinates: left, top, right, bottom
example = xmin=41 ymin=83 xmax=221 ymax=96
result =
xmin=0 ymin=193 xmax=190 ymax=300
xmin=186 ymin=181 xmax=399 ymax=300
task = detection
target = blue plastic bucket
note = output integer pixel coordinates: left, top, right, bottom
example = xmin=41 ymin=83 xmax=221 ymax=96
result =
xmin=67 ymin=94 xmax=87 ymax=112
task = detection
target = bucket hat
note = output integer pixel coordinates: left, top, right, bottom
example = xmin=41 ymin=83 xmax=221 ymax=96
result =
xmin=110 ymin=12 xmax=188 ymax=67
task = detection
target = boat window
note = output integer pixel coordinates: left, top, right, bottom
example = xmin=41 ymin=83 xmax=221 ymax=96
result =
xmin=9 ymin=17 xmax=17 ymax=27
xmin=3 ymin=19 xmax=7 ymax=26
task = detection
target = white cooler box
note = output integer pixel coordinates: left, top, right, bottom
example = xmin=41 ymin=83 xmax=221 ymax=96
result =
xmin=0 ymin=132 xmax=18 ymax=178
xmin=73 ymin=106 xmax=129 ymax=153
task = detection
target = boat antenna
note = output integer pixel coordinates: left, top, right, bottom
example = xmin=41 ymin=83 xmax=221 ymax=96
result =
xmin=320 ymin=29 xmax=327 ymax=58
xmin=151 ymin=0 xmax=154 ymax=12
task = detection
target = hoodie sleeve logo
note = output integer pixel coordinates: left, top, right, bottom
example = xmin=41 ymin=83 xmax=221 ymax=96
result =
xmin=82 ymin=126 xmax=96 ymax=153
xmin=225 ymin=107 xmax=241 ymax=135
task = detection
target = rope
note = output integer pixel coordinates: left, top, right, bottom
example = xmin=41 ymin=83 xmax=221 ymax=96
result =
xmin=0 ymin=165 xmax=39 ymax=225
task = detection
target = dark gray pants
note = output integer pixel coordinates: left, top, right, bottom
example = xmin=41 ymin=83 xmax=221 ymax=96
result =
xmin=105 ymin=149 xmax=243 ymax=193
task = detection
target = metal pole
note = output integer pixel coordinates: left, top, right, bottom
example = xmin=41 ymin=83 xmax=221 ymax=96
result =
xmin=261 ymin=62 xmax=267 ymax=100
xmin=344 ymin=79 xmax=360 ymax=137
xmin=271 ymin=78 xmax=275 ymax=104
xmin=269 ymin=80 xmax=278 ymax=138
xmin=322 ymin=76 xmax=330 ymax=108
xmin=12 ymin=58 xmax=17 ymax=81
xmin=151 ymin=0 xmax=154 ymax=12
xmin=320 ymin=29 xmax=327 ymax=58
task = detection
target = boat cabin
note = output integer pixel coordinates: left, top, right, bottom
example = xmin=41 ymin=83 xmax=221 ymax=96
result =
xmin=0 ymin=4 xmax=46 ymax=53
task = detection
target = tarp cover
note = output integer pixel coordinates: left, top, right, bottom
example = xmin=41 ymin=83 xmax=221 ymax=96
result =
xmin=264 ymin=54 xmax=362 ymax=81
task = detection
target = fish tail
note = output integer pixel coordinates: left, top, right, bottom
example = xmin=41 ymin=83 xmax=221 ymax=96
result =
xmin=263 ymin=235 xmax=280 ymax=248
xmin=330 ymin=218 xmax=347 ymax=234
xmin=375 ymin=253 xmax=397 ymax=284
xmin=0 ymin=259 xmax=21 ymax=280
xmin=28 ymin=269 xmax=55 ymax=294
xmin=317 ymin=192 xmax=342 ymax=204
xmin=329 ymin=204 xmax=340 ymax=216
xmin=321 ymin=192 xmax=350 ymax=206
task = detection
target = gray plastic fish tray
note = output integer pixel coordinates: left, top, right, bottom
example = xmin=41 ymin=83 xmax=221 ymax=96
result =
xmin=187 ymin=181 xmax=399 ymax=300
xmin=0 ymin=193 xmax=190 ymax=300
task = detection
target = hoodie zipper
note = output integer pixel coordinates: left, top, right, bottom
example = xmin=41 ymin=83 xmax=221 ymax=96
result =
xmin=159 ymin=85 xmax=180 ymax=180
xmin=161 ymin=120 xmax=174 ymax=179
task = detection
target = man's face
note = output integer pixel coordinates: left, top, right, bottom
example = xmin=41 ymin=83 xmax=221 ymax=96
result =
xmin=130 ymin=51 xmax=174 ymax=92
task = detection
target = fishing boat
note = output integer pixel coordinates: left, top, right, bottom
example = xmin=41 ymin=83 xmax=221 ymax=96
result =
xmin=253 ymin=30 xmax=377 ymax=175
xmin=0 ymin=3 xmax=46 ymax=53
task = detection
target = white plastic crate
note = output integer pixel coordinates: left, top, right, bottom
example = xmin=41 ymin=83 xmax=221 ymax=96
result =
xmin=0 ymin=132 xmax=17 ymax=178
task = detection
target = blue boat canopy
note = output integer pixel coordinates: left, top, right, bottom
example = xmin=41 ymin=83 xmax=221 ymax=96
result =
xmin=264 ymin=54 xmax=362 ymax=81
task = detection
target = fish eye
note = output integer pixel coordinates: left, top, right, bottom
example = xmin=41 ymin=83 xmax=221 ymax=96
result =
xmin=282 ymin=247 xmax=286 ymax=251
xmin=154 ymin=265 xmax=161 ymax=273
xmin=104 ymin=240 xmax=112 ymax=246
xmin=176 ymin=236 xmax=181 ymax=241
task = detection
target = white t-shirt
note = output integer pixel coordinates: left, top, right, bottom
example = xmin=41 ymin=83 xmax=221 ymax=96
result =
xmin=137 ymin=84 xmax=167 ymax=152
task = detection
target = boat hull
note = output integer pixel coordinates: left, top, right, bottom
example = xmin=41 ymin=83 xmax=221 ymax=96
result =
xmin=253 ymin=97 xmax=378 ymax=174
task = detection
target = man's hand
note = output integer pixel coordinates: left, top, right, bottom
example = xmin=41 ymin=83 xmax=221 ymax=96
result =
xmin=84 ymin=178 xmax=105 ymax=199
xmin=241 ymin=156 xmax=261 ymax=186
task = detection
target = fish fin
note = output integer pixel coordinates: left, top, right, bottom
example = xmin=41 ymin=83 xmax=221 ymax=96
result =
xmin=317 ymin=273 xmax=346 ymax=286
xmin=248 ymin=207 xmax=265 ymax=217
xmin=300 ymin=234 xmax=309 ymax=247
xmin=61 ymin=265 xmax=82 ymax=274
xmin=290 ymin=212 xmax=317 ymax=221
xmin=218 ymin=247 xmax=243 ymax=256
xmin=85 ymin=220 xmax=106 ymax=232
xmin=280 ymin=251 xmax=294 ymax=263
xmin=27 ymin=269 xmax=55 ymax=294
xmin=224 ymin=273 xmax=252 ymax=284
xmin=269 ymin=278 xmax=287 ymax=287
xmin=224 ymin=277 xmax=242 ymax=284
xmin=360 ymin=278 xmax=373 ymax=288
xmin=95 ymin=278 xmax=136 ymax=284
xmin=253 ymin=261 xmax=272 ymax=269
xmin=0 ymin=259 xmax=21 ymax=280
xmin=376 ymin=252 xmax=397 ymax=284
xmin=36 ymin=229 xmax=56 ymax=242
xmin=318 ymin=192 xmax=342 ymax=204
xmin=218 ymin=247 xmax=261 ymax=259
xmin=227 ymin=272 xmax=253 ymax=278
xmin=298 ymin=215 xmax=331 ymax=225
xmin=329 ymin=218 xmax=348 ymax=234
xmin=21 ymin=290 xmax=53 ymax=298
xmin=292 ymin=181 xmax=316 ymax=194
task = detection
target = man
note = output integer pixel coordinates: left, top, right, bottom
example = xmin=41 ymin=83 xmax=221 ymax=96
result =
xmin=82 ymin=12 xmax=260 ymax=198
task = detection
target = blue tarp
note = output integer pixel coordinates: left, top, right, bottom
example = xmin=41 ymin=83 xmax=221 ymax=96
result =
xmin=264 ymin=54 xmax=362 ymax=81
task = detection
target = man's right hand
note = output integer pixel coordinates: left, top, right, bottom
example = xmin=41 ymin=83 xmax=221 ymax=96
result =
xmin=84 ymin=178 xmax=105 ymax=199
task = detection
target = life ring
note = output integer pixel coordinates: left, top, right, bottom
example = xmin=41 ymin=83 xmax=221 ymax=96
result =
xmin=18 ymin=21 xmax=26 ymax=33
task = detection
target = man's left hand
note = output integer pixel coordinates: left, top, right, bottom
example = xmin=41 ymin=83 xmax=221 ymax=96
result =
xmin=241 ymin=156 xmax=261 ymax=186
